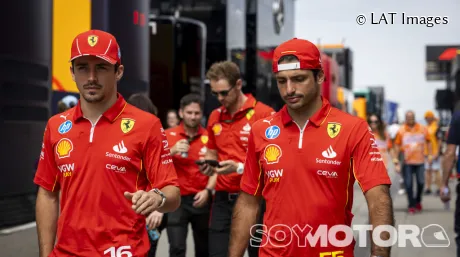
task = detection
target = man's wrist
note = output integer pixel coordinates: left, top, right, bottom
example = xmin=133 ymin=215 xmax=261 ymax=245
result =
xmin=236 ymin=162 xmax=244 ymax=174
xmin=151 ymin=188 xmax=166 ymax=208
xmin=205 ymin=188 xmax=214 ymax=196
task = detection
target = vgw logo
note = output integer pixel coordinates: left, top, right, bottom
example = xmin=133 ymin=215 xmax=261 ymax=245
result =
xmin=58 ymin=163 xmax=75 ymax=178
xmin=266 ymin=169 xmax=283 ymax=183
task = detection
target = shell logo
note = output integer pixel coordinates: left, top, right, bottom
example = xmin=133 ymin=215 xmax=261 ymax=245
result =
xmin=264 ymin=144 xmax=282 ymax=164
xmin=56 ymin=138 xmax=74 ymax=159
xmin=212 ymin=123 xmax=222 ymax=136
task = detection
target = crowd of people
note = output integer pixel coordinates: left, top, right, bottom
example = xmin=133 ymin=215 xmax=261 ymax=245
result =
xmin=367 ymin=110 xmax=457 ymax=214
xmin=34 ymin=29 xmax=460 ymax=257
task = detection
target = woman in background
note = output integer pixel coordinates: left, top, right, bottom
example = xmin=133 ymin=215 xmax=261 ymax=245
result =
xmin=368 ymin=113 xmax=393 ymax=168
xmin=127 ymin=93 xmax=166 ymax=257
xmin=166 ymin=109 xmax=180 ymax=128
xmin=128 ymin=93 xmax=158 ymax=116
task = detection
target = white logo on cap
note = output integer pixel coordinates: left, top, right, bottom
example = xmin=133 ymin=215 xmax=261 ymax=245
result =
xmin=277 ymin=62 xmax=300 ymax=71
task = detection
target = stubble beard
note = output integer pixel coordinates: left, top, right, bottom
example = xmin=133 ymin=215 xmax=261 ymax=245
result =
xmin=82 ymin=92 xmax=105 ymax=103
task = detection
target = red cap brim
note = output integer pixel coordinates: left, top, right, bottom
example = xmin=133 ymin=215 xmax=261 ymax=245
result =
xmin=69 ymin=54 xmax=117 ymax=65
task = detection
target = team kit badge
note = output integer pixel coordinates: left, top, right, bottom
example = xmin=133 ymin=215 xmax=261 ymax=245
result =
xmin=121 ymin=118 xmax=135 ymax=133
xmin=327 ymin=122 xmax=341 ymax=139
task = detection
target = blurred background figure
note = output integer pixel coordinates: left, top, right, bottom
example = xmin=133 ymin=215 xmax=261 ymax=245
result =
xmin=126 ymin=93 xmax=165 ymax=257
xmin=386 ymin=117 xmax=405 ymax=195
xmin=127 ymin=93 xmax=159 ymax=116
xmin=394 ymin=110 xmax=435 ymax=214
xmin=368 ymin=113 xmax=393 ymax=168
xmin=57 ymin=95 xmax=78 ymax=113
xmin=388 ymin=117 xmax=401 ymax=145
xmin=424 ymin=110 xmax=441 ymax=195
xmin=166 ymin=109 xmax=180 ymax=128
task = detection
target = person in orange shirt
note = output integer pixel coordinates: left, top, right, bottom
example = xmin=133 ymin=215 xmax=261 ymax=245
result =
xmin=198 ymin=61 xmax=275 ymax=257
xmin=34 ymin=30 xmax=180 ymax=257
xmin=394 ymin=110 xmax=434 ymax=214
xmin=229 ymin=38 xmax=393 ymax=257
xmin=164 ymin=94 xmax=213 ymax=257
xmin=368 ymin=113 xmax=393 ymax=168
xmin=423 ymin=110 xmax=441 ymax=195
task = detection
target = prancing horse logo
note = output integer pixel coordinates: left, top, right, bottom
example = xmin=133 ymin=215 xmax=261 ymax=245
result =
xmin=88 ymin=35 xmax=98 ymax=47
xmin=121 ymin=118 xmax=135 ymax=134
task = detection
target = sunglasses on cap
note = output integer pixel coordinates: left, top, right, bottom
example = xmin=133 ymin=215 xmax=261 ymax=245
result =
xmin=211 ymin=85 xmax=235 ymax=97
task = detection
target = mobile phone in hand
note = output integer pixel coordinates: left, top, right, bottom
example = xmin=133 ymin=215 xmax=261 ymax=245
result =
xmin=205 ymin=160 xmax=222 ymax=168
xmin=195 ymin=160 xmax=206 ymax=165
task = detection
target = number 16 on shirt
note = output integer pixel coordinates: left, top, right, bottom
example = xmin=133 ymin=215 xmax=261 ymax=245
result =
xmin=104 ymin=245 xmax=133 ymax=257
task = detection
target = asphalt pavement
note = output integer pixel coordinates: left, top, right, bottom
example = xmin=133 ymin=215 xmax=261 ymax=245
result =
xmin=1 ymin=163 xmax=457 ymax=257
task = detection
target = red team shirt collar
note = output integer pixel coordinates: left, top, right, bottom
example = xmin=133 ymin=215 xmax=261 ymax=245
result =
xmin=73 ymin=93 xmax=127 ymax=122
xmin=176 ymin=122 xmax=206 ymax=137
xmin=280 ymin=96 xmax=331 ymax=127
xmin=221 ymin=94 xmax=257 ymax=114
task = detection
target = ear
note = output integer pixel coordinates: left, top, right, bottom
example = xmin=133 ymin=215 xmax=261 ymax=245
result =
xmin=316 ymin=70 xmax=325 ymax=84
xmin=178 ymin=109 xmax=184 ymax=119
xmin=236 ymin=78 xmax=243 ymax=90
xmin=70 ymin=66 xmax=75 ymax=82
xmin=116 ymin=64 xmax=124 ymax=81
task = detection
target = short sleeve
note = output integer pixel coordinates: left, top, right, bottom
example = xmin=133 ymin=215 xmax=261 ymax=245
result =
xmin=34 ymin=123 xmax=61 ymax=192
xmin=143 ymin=120 xmax=179 ymax=189
xmin=240 ymin=130 xmax=264 ymax=196
xmin=350 ymin=121 xmax=392 ymax=193
xmin=447 ymin=113 xmax=460 ymax=145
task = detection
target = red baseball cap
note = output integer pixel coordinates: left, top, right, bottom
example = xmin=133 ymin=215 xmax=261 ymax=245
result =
xmin=272 ymin=38 xmax=322 ymax=73
xmin=70 ymin=30 xmax=121 ymax=65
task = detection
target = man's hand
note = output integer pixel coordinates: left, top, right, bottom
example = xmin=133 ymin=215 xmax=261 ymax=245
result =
xmin=171 ymin=139 xmax=190 ymax=155
xmin=193 ymin=189 xmax=210 ymax=208
xmin=198 ymin=162 xmax=216 ymax=176
xmin=124 ymin=190 xmax=162 ymax=215
xmin=216 ymin=160 xmax=238 ymax=175
xmin=392 ymin=159 xmax=401 ymax=173
xmin=427 ymin=155 xmax=433 ymax=166
xmin=394 ymin=163 xmax=401 ymax=173
xmin=146 ymin=211 xmax=164 ymax=230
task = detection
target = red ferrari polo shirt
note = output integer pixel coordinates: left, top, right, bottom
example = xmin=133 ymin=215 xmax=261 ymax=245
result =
xmin=206 ymin=94 xmax=275 ymax=193
xmin=240 ymin=98 xmax=391 ymax=257
xmin=166 ymin=123 xmax=210 ymax=196
xmin=34 ymin=94 xmax=178 ymax=257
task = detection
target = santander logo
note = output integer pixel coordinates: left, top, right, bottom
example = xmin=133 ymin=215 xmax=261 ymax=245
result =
xmin=113 ymin=141 xmax=128 ymax=154
xmin=322 ymin=145 xmax=337 ymax=159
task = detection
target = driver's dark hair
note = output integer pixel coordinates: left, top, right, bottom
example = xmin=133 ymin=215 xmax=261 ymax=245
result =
xmin=71 ymin=60 xmax=119 ymax=73
xmin=127 ymin=93 xmax=158 ymax=116
xmin=180 ymin=93 xmax=203 ymax=110
xmin=277 ymin=54 xmax=320 ymax=81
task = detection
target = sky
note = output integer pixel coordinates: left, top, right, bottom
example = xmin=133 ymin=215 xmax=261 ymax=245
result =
xmin=293 ymin=0 xmax=460 ymax=121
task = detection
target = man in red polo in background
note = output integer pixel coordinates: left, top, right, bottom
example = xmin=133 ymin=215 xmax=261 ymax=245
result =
xmin=34 ymin=29 xmax=180 ymax=257
xmin=229 ymin=38 xmax=394 ymax=257
xmin=198 ymin=61 xmax=275 ymax=257
xmin=164 ymin=93 xmax=212 ymax=257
